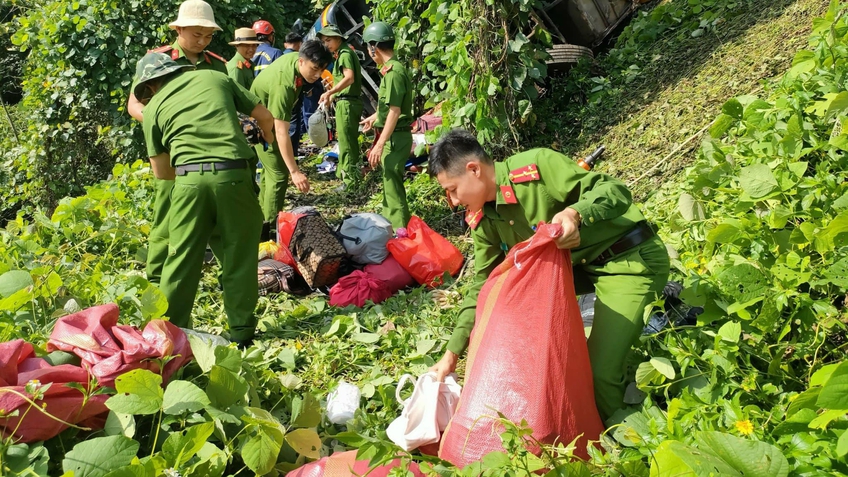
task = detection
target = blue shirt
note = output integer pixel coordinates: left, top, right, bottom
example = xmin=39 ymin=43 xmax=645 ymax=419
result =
xmin=252 ymin=42 xmax=283 ymax=77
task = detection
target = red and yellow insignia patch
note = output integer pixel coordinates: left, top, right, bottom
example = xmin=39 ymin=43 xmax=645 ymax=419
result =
xmin=170 ymin=49 xmax=180 ymax=60
xmin=295 ymin=76 xmax=303 ymax=88
xmin=380 ymin=63 xmax=393 ymax=76
xmin=151 ymin=45 xmax=173 ymax=54
xmin=205 ymin=50 xmax=226 ymax=63
xmin=465 ymin=209 xmax=483 ymax=230
xmin=508 ymin=164 xmax=540 ymax=183
xmin=500 ymin=185 xmax=518 ymax=204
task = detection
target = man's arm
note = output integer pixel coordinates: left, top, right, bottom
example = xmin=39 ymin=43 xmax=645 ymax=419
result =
xmin=127 ymin=92 xmax=144 ymax=122
xmin=252 ymin=104 xmax=275 ymax=145
xmin=149 ymin=153 xmax=174 ymax=180
xmin=274 ymin=118 xmax=309 ymax=193
xmin=368 ymin=106 xmax=400 ymax=168
xmin=320 ymin=67 xmax=355 ymax=104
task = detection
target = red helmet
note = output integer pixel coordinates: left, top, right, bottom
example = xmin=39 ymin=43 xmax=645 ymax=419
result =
xmin=252 ymin=20 xmax=274 ymax=36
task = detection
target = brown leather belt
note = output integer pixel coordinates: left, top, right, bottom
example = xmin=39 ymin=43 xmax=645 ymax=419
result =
xmin=175 ymin=159 xmax=248 ymax=176
xmin=592 ymin=222 xmax=656 ymax=265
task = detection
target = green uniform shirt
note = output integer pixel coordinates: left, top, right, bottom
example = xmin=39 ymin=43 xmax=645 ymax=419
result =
xmin=143 ymin=70 xmax=260 ymax=166
xmin=332 ymin=43 xmax=362 ymax=99
xmin=374 ymin=58 xmax=412 ymax=129
xmin=131 ymin=41 xmax=227 ymax=94
xmin=227 ymin=52 xmax=255 ymax=90
xmin=447 ymin=148 xmax=648 ymax=355
xmin=249 ymin=52 xmax=303 ymax=122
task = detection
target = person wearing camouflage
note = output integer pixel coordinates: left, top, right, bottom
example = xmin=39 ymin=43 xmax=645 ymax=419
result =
xmin=135 ymin=52 xmax=274 ymax=348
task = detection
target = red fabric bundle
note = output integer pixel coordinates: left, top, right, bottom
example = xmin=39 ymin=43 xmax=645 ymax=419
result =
xmin=363 ymin=256 xmax=415 ymax=292
xmin=386 ymin=216 xmax=463 ymax=287
xmin=287 ymin=450 xmax=424 ymax=477
xmin=329 ymin=271 xmax=393 ymax=308
xmin=439 ymin=224 xmax=604 ymax=467
xmin=0 ymin=339 xmax=108 ymax=443
xmin=47 ymin=303 xmax=192 ymax=388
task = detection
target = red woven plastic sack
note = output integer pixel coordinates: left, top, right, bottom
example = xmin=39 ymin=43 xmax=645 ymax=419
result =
xmin=363 ymin=256 xmax=415 ymax=292
xmin=47 ymin=303 xmax=192 ymax=388
xmin=439 ymin=224 xmax=604 ymax=467
xmin=0 ymin=339 xmax=109 ymax=443
xmin=329 ymin=271 xmax=393 ymax=308
xmin=287 ymin=450 xmax=424 ymax=477
xmin=386 ymin=216 xmax=463 ymax=287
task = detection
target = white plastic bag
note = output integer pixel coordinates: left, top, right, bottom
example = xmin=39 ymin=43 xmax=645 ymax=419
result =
xmin=326 ymin=381 xmax=361 ymax=424
xmin=308 ymin=104 xmax=330 ymax=148
xmin=386 ymin=373 xmax=462 ymax=451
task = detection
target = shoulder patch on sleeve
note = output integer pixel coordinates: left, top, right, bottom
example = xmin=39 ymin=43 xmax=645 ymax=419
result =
xmin=508 ymin=163 xmax=541 ymax=183
xmin=205 ymin=50 xmax=227 ymax=63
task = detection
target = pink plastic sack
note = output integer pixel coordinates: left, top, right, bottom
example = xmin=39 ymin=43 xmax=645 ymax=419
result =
xmin=0 ymin=339 xmax=109 ymax=443
xmin=287 ymin=450 xmax=424 ymax=477
xmin=387 ymin=216 xmax=464 ymax=287
xmin=439 ymin=224 xmax=604 ymax=467
xmin=329 ymin=271 xmax=393 ymax=308
xmin=47 ymin=303 xmax=192 ymax=388
xmin=363 ymin=256 xmax=415 ymax=292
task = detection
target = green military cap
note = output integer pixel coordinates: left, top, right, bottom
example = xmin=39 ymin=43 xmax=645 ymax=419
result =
xmin=317 ymin=24 xmax=346 ymax=39
xmin=133 ymin=52 xmax=195 ymax=101
xmin=362 ymin=21 xmax=394 ymax=43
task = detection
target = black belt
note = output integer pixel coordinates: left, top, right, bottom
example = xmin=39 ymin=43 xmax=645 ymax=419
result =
xmin=336 ymin=95 xmax=360 ymax=101
xmin=376 ymin=125 xmax=412 ymax=133
xmin=592 ymin=222 xmax=656 ymax=265
xmin=175 ymin=160 xmax=248 ymax=176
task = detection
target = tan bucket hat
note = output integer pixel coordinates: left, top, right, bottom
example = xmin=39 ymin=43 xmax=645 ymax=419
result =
xmin=229 ymin=28 xmax=262 ymax=45
xmin=168 ymin=0 xmax=222 ymax=31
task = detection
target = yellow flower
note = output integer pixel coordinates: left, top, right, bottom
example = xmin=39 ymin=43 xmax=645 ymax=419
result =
xmin=735 ymin=419 xmax=754 ymax=436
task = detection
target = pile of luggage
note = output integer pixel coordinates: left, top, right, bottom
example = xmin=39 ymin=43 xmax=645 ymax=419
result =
xmin=257 ymin=208 xmax=464 ymax=306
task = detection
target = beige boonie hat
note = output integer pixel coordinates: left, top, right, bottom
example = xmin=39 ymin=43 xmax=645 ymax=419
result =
xmin=169 ymin=0 xmax=222 ymax=31
xmin=229 ymin=28 xmax=262 ymax=45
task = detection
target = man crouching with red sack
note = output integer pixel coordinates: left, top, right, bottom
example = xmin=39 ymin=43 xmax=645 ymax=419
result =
xmin=428 ymin=129 xmax=670 ymax=422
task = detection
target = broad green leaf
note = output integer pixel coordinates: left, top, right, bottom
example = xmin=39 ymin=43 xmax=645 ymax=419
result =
xmin=817 ymin=361 xmax=848 ymax=409
xmin=187 ymin=334 xmax=217 ymax=373
xmin=678 ymin=193 xmax=706 ymax=221
xmin=709 ymin=114 xmax=736 ymax=138
xmin=62 ymin=436 xmax=139 ymax=477
xmin=102 ymin=465 xmax=152 ymax=477
xmin=650 ymin=357 xmax=675 ymax=380
xmin=649 ymin=440 xmax=738 ymax=477
xmin=811 ymin=363 xmax=840 ymax=387
xmin=291 ymin=393 xmax=322 ymax=428
xmin=104 ymin=411 xmax=136 ymax=438
xmin=0 ymin=270 xmax=33 ymax=297
xmin=162 ymin=422 xmax=214 ymax=468
xmin=738 ymin=164 xmax=778 ymax=199
xmin=0 ymin=288 xmax=34 ymax=312
xmin=827 ymin=92 xmax=848 ymax=120
xmin=214 ymin=346 xmax=242 ymax=372
xmin=787 ymin=388 xmax=821 ymax=418
xmin=722 ymin=98 xmax=743 ymax=119
xmin=277 ymin=347 xmax=297 ymax=370
xmin=139 ymin=285 xmax=167 ymax=320
xmin=241 ymin=429 xmax=283 ymax=475
xmin=187 ymin=442 xmax=227 ymax=477
xmin=772 ymin=408 xmax=816 ymax=436
xmin=838 ymin=429 xmax=848 ymax=457
xmin=808 ymin=408 xmax=845 ymax=429
xmin=285 ymin=428 xmax=322 ymax=459
xmin=636 ymin=361 xmax=663 ymax=388
xmin=163 ymin=380 xmax=211 ymax=415
xmin=207 ymin=365 xmax=248 ymax=409
xmin=717 ymin=321 xmax=741 ymax=343
xmin=695 ymin=431 xmax=789 ymax=477
xmin=707 ymin=223 xmax=742 ymax=244
xmin=105 ymin=369 xmax=164 ymax=415
xmin=351 ymin=332 xmax=380 ymax=344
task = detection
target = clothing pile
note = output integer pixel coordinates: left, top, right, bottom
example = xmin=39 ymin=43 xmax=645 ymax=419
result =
xmin=256 ymin=212 xmax=463 ymax=306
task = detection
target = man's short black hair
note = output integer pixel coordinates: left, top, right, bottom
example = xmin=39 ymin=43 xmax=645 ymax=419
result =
xmin=299 ymin=39 xmax=333 ymax=69
xmin=374 ymin=40 xmax=395 ymax=52
xmin=428 ymin=129 xmax=492 ymax=177
xmin=257 ymin=33 xmax=273 ymax=43
xmin=285 ymin=32 xmax=303 ymax=44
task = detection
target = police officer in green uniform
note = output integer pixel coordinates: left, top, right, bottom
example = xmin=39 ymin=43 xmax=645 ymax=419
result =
xmin=126 ymin=0 xmax=228 ymax=285
xmin=227 ymin=27 xmax=261 ymax=90
xmin=250 ymin=40 xmax=333 ymax=224
xmin=359 ymin=21 xmax=414 ymax=229
xmin=135 ymin=52 xmax=274 ymax=347
xmin=317 ymin=24 xmax=363 ymax=189
xmin=427 ymin=129 xmax=670 ymax=422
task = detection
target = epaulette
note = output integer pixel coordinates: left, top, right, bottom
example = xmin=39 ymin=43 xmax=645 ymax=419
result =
xmin=237 ymin=60 xmax=251 ymax=69
xmin=465 ymin=209 xmax=483 ymax=230
xmin=204 ymin=50 xmax=227 ymax=63
xmin=500 ymin=185 xmax=518 ymax=204
xmin=380 ymin=63 xmax=393 ymax=76
xmin=508 ymin=164 xmax=541 ymax=183
xmin=150 ymin=45 xmax=173 ymax=54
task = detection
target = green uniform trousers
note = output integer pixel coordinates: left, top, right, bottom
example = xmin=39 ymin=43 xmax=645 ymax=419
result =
xmin=159 ymin=167 xmax=263 ymax=342
xmin=146 ymin=178 xmax=174 ymax=284
xmin=256 ymin=141 xmax=290 ymax=223
xmin=381 ymin=130 xmax=413 ymax=229
xmin=335 ymin=98 xmax=363 ymax=186
xmin=573 ymin=235 xmax=669 ymax=422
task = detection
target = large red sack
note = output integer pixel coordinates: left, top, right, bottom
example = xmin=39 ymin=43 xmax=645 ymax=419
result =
xmin=363 ymin=256 xmax=415 ymax=292
xmin=386 ymin=216 xmax=463 ymax=287
xmin=47 ymin=303 xmax=192 ymax=388
xmin=329 ymin=271 xmax=393 ymax=308
xmin=439 ymin=224 xmax=604 ymax=467
xmin=287 ymin=450 xmax=425 ymax=477
xmin=0 ymin=339 xmax=109 ymax=443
